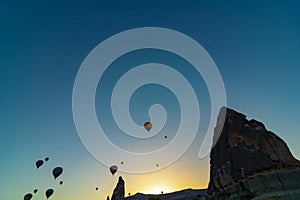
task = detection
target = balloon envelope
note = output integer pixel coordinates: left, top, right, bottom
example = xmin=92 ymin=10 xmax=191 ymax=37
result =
xmin=144 ymin=122 xmax=152 ymax=131
xmin=36 ymin=160 xmax=44 ymax=169
xmin=59 ymin=180 xmax=63 ymax=185
xmin=109 ymin=165 xmax=118 ymax=175
xmin=33 ymin=189 xmax=38 ymax=193
xmin=52 ymin=167 xmax=63 ymax=179
xmin=24 ymin=193 xmax=33 ymax=200
xmin=45 ymin=157 xmax=49 ymax=162
xmin=45 ymin=188 xmax=54 ymax=199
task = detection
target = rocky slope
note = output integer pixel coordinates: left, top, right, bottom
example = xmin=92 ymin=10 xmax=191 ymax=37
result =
xmin=208 ymin=107 xmax=300 ymax=199
xmin=110 ymin=107 xmax=300 ymax=200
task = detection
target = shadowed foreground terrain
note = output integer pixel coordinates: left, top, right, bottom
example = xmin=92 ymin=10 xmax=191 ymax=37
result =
xmin=110 ymin=108 xmax=300 ymax=200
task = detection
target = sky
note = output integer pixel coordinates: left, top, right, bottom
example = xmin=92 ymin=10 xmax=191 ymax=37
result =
xmin=1 ymin=1 xmax=300 ymax=199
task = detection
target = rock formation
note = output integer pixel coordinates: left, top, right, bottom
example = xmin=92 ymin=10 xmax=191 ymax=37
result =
xmin=208 ymin=107 xmax=300 ymax=199
xmin=111 ymin=176 xmax=125 ymax=200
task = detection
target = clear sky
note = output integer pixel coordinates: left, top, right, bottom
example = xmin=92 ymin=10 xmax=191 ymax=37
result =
xmin=1 ymin=1 xmax=300 ymax=200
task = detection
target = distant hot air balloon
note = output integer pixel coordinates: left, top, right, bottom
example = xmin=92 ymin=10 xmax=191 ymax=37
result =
xmin=45 ymin=188 xmax=54 ymax=199
xmin=36 ymin=160 xmax=44 ymax=169
xmin=164 ymin=135 xmax=167 ymax=139
xmin=45 ymin=157 xmax=49 ymax=162
xmin=156 ymin=164 xmax=159 ymax=167
xmin=59 ymin=180 xmax=63 ymax=185
xmin=109 ymin=165 xmax=118 ymax=175
xmin=52 ymin=167 xmax=63 ymax=179
xmin=24 ymin=193 xmax=33 ymax=200
xmin=121 ymin=161 xmax=124 ymax=165
xmin=96 ymin=187 xmax=99 ymax=191
xmin=144 ymin=122 xmax=152 ymax=132
xmin=33 ymin=189 xmax=38 ymax=193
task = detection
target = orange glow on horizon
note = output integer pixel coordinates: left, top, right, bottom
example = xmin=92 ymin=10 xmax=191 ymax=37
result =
xmin=143 ymin=185 xmax=173 ymax=195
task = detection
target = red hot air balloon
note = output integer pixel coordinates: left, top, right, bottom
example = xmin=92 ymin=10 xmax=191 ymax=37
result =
xmin=144 ymin=122 xmax=152 ymax=132
xmin=109 ymin=165 xmax=118 ymax=175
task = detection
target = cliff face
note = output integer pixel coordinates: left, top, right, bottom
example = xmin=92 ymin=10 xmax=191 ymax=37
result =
xmin=208 ymin=107 xmax=300 ymax=199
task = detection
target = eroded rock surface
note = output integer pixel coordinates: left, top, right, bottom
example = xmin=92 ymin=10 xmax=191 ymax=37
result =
xmin=208 ymin=107 xmax=300 ymax=199
xmin=111 ymin=176 xmax=125 ymax=200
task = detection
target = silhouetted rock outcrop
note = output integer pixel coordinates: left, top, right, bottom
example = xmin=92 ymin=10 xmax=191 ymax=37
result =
xmin=111 ymin=176 xmax=125 ymax=200
xmin=208 ymin=107 xmax=300 ymax=199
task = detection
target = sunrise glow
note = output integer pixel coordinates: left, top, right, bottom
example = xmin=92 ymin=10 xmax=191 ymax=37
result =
xmin=144 ymin=185 xmax=173 ymax=195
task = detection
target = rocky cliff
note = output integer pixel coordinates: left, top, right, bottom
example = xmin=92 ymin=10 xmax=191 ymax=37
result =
xmin=111 ymin=176 xmax=125 ymax=200
xmin=208 ymin=107 xmax=300 ymax=199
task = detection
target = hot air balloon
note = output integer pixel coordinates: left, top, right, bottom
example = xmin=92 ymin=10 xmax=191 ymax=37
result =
xmin=52 ymin=167 xmax=63 ymax=179
xmin=45 ymin=188 xmax=54 ymax=199
xmin=109 ymin=165 xmax=118 ymax=175
xmin=36 ymin=160 xmax=44 ymax=169
xmin=24 ymin=193 xmax=33 ymax=200
xmin=164 ymin=135 xmax=167 ymax=139
xmin=33 ymin=189 xmax=38 ymax=193
xmin=144 ymin=122 xmax=152 ymax=132
xmin=59 ymin=180 xmax=63 ymax=185
xmin=45 ymin=157 xmax=49 ymax=162
xmin=120 ymin=161 xmax=124 ymax=165
xmin=96 ymin=187 xmax=99 ymax=191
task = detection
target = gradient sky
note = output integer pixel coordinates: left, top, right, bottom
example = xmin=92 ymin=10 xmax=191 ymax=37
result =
xmin=1 ymin=1 xmax=300 ymax=200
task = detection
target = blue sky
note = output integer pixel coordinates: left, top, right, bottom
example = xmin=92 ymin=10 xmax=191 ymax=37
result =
xmin=1 ymin=1 xmax=300 ymax=199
